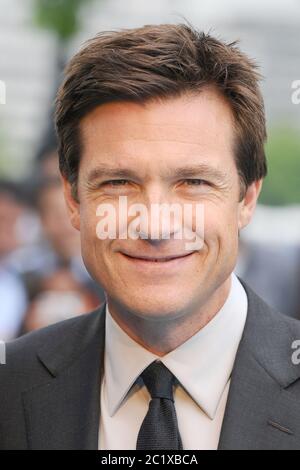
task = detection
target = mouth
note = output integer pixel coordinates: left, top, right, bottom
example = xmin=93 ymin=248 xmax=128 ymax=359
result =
xmin=119 ymin=251 xmax=196 ymax=270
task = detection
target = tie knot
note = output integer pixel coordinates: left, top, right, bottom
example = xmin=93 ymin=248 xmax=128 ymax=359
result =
xmin=141 ymin=361 xmax=175 ymax=401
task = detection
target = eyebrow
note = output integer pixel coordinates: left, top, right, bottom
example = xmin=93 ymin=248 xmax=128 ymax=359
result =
xmin=169 ymin=164 xmax=229 ymax=182
xmin=86 ymin=166 xmax=138 ymax=183
xmin=85 ymin=163 xmax=229 ymax=184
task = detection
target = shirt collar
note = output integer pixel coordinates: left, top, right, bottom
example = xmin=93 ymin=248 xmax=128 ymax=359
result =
xmin=104 ymin=273 xmax=247 ymax=419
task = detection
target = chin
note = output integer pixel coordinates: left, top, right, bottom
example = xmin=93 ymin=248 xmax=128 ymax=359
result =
xmin=119 ymin=290 xmax=192 ymax=320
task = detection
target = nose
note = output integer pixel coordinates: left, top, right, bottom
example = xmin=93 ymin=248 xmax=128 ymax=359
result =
xmin=136 ymin=188 xmax=183 ymax=242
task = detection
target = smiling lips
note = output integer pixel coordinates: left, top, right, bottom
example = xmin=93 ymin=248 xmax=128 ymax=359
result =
xmin=121 ymin=251 xmax=195 ymax=263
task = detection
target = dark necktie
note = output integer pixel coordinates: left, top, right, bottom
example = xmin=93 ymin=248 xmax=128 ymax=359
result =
xmin=136 ymin=360 xmax=183 ymax=450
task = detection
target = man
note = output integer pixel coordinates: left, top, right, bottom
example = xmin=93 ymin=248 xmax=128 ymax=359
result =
xmin=1 ymin=23 xmax=300 ymax=450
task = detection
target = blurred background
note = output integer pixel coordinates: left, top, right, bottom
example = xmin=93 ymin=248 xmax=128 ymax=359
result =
xmin=0 ymin=0 xmax=299 ymax=340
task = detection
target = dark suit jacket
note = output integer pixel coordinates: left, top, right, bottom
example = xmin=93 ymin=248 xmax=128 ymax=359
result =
xmin=1 ymin=279 xmax=300 ymax=450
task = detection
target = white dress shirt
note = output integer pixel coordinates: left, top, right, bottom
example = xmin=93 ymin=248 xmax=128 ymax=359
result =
xmin=99 ymin=273 xmax=248 ymax=450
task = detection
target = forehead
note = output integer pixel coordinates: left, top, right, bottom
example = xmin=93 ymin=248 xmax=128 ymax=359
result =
xmin=79 ymin=88 xmax=236 ymax=172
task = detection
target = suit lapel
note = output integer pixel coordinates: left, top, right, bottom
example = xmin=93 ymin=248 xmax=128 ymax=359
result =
xmin=218 ymin=280 xmax=300 ymax=450
xmin=22 ymin=305 xmax=106 ymax=450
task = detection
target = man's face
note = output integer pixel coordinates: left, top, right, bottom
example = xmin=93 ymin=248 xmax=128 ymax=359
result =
xmin=64 ymin=89 xmax=261 ymax=320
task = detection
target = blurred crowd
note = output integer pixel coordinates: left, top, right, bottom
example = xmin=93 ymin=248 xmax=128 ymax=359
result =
xmin=0 ymin=128 xmax=300 ymax=341
xmin=0 ymin=129 xmax=105 ymax=341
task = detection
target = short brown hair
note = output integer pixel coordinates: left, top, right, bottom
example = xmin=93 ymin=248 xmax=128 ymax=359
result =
xmin=55 ymin=23 xmax=267 ymax=200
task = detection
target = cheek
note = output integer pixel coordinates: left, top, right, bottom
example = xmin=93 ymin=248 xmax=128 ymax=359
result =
xmin=201 ymin=204 xmax=239 ymax=246
xmin=78 ymin=206 xmax=99 ymax=260
xmin=80 ymin=204 xmax=115 ymax=263
xmin=80 ymin=199 xmax=101 ymax=237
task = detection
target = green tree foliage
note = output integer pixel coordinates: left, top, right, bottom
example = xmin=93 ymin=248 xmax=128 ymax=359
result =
xmin=259 ymin=127 xmax=300 ymax=206
xmin=33 ymin=0 xmax=92 ymax=41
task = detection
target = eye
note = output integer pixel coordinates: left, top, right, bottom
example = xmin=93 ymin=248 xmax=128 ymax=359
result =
xmin=184 ymin=179 xmax=210 ymax=186
xmin=104 ymin=179 xmax=129 ymax=186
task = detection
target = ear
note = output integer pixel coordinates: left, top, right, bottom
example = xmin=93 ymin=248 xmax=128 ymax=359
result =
xmin=238 ymin=179 xmax=263 ymax=230
xmin=61 ymin=176 xmax=81 ymax=231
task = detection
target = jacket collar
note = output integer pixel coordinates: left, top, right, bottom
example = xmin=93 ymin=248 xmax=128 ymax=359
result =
xmin=237 ymin=278 xmax=300 ymax=389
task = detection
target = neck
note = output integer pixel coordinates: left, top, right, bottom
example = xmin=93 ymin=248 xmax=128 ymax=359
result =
xmin=107 ymin=276 xmax=232 ymax=356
